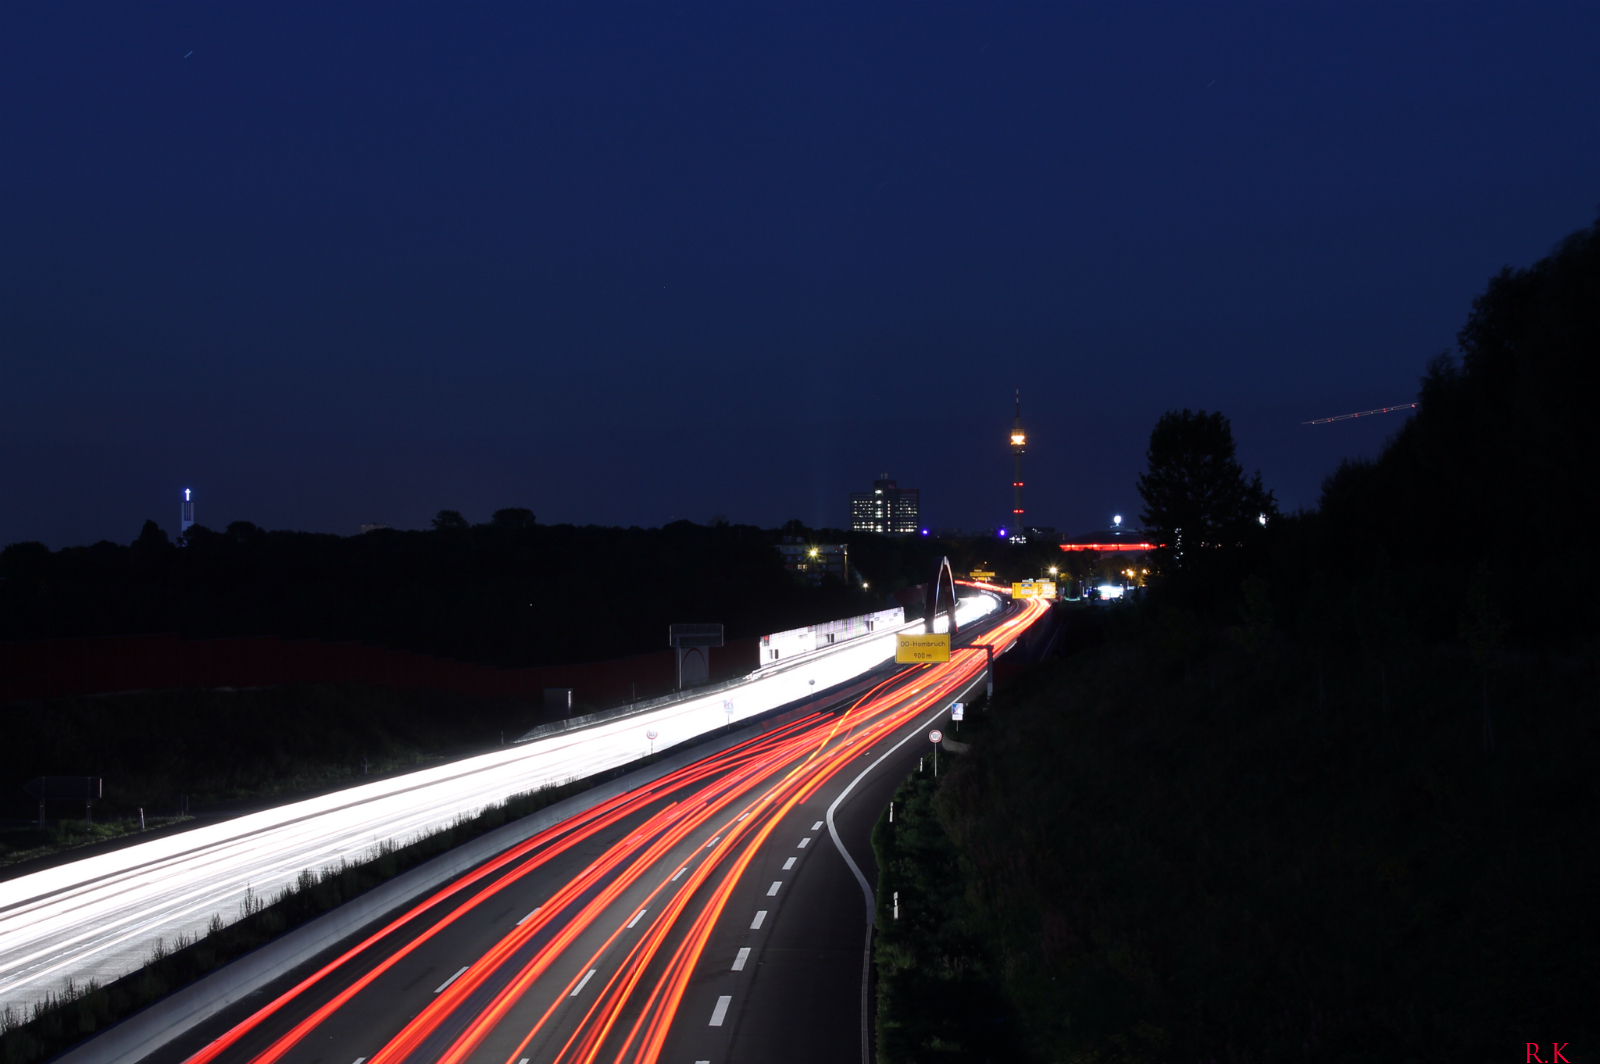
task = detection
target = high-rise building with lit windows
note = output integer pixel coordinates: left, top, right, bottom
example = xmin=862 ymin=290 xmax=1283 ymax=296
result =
xmin=850 ymin=475 xmax=920 ymax=534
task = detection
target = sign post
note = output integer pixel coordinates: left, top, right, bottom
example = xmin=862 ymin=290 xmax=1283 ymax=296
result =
xmin=23 ymin=777 xmax=102 ymax=829
xmin=929 ymin=729 xmax=943 ymax=776
xmin=951 ymin=702 xmax=964 ymax=731
xmin=646 ymin=728 xmax=658 ymax=756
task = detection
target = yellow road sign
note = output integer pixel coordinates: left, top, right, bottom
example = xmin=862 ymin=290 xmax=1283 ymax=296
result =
xmin=896 ymin=633 xmax=951 ymax=663
xmin=969 ymin=570 xmax=996 ymax=582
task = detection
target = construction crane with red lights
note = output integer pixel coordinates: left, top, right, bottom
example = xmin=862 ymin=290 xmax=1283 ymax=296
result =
xmin=1302 ymin=402 xmax=1417 ymax=426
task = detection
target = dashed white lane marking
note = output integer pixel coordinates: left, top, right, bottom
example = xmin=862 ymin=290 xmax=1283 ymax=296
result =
xmin=709 ymin=995 xmax=732 ymax=1026
xmin=518 ymin=1059 xmax=529 ymax=1064
xmin=627 ymin=909 xmax=648 ymax=928
xmin=767 ymin=881 xmax=782 ymax=896
xmin=672 ymin=867 xmax=687 ymax=881
xmin=751 ymin=910 xmax=767 ymax=929
xmin=812 ymin=821 xmax=824 ymax=830
xmin=732 ymin=946 xmax=751 ymax=970
xmin=517 ymin=907 xmax=541 ymax=926
xmin=707 ymin=836 xmax=721 ymax=848
xmin=798 ymin=837 xmax=811 ymax=848
xmin=570 ymin=969 xmax=597 ymax=996
xmin=435 ymin=967 xmax=467 ymax=993
xmin=352 ymin=1058 xmax=367 ymax=1064
xmin=738 ymin=812 xmax=749 ymax=820
xmin=783 ymin=857 xmax=796 ymax=870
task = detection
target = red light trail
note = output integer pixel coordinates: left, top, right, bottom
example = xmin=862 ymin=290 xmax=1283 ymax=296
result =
xmin=181 ymin=596 xmax=1050 ymax=1064
xmin=1302 ymin=402 xmax=1417 ymax=425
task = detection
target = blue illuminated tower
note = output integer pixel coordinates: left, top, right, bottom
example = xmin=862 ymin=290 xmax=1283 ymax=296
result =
xmin=181 ymin=488 xmax=194 ymax=534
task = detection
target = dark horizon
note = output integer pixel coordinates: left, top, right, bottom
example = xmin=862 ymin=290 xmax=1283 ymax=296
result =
xmin=5 ymin=2 xmax=1599 ymax=549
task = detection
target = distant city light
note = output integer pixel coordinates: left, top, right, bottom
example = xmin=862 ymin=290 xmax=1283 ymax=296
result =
xmin=185 ymin=489 xmax=191 ymax=501
xmin=1098 ymin=584 xmax=1126 ymax=599
xmin=1258 ymin=513 xmax=1268 ymax=526
xmin=1113 ymin=514 xmax=1122 ymax=527
xmin=997 ymin=528 xmax=1007 ymax=538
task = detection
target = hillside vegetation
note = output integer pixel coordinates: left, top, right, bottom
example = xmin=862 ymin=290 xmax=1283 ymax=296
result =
xmin=0 ymin=519 xmax=878 ymax=669
xmin=875 ymin=214 xmax=1600 ymax=1061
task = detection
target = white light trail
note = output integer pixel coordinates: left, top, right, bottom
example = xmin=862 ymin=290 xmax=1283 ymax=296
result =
xmin=0 ymin=596 xmax=998 ymax=1014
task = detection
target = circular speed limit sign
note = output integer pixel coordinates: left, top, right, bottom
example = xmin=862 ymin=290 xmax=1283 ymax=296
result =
xmin=646 ymin=729 xmax=658 ymax=741
xmin=928 ymin=729 xmax=943 ymax=744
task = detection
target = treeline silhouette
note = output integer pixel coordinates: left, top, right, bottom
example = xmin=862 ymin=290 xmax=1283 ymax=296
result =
xmin=876 ymin=212 xmax=1600 ymax=1061
xmin=0 ymin=518 xmax=887 ymax=669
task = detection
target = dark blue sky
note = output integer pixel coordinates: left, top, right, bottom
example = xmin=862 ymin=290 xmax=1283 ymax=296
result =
xmin=4 ymin=2 xmax=1598 ymax=547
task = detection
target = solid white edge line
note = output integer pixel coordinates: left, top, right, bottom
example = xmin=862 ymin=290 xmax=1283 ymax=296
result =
xmin=827 ymin=670 xmax=987 ymax=1064
xmin=434 ymin=966 xmax=468 ymax=994
xmin=732 ymin=946 xmax=751 ymax=970
xmin=709 ymin=994 xmax=732 ymax=1026
xmin=627 ymin=909 xmax=647 ymax=928
xmin=569 ymin=969 xmax=597 ymax=997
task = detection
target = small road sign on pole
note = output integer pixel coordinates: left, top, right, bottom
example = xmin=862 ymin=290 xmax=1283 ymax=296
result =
xmin=929 ymin=729 xmax=943 ymax=777
xmin=646 ymin=728 xmax=658 ymax=755
xmin=897 ymin=633 xmax=951 ymax=663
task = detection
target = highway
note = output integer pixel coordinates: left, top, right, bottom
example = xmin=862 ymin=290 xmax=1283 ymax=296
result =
xmin=0 ymin=596 xmax=999 ymax=1018
xmin=145 ymin=595 xmax=1050 ymax=1064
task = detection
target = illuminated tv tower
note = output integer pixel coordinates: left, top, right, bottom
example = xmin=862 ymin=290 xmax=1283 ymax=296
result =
xmin=1010 ymin=389 xmax=1026 ymax=522
xmin=181 ymin=488 xmax=194 ymax=534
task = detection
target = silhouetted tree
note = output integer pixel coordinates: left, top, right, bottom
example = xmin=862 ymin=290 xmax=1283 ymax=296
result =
xmin=491 ymin=508 xmax=536 ymax=530
xmin=432 ymin=510 xmax=469 ymax=531
xmin=1137 ymin=409 xmax=1275 ymax=572
xmin=134 ymin=519 xmax=170 ymax=550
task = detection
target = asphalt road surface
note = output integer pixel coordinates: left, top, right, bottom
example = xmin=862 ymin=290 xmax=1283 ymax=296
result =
xmin=146 ymin=596 xmax=1047 ymax=1064
xmin=0 ymin=597 xmax=1002 ymax=1018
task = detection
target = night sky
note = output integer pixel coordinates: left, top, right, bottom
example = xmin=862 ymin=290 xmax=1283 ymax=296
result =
xmin=4 ymin=2 xmax=1598 ymax=548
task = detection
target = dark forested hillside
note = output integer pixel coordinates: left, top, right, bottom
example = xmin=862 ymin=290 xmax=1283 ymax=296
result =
xmin=0 ymin=519 xmax=879 ymax=668
xmin=877 ymin=214 xmax=1600 ymax=1062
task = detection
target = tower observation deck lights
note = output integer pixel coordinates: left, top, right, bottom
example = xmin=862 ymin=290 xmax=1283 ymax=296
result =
xmin=1010 ymin=390 xmax=1026 ymax=519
